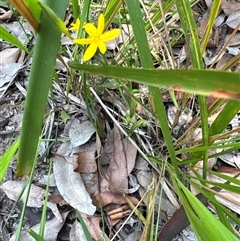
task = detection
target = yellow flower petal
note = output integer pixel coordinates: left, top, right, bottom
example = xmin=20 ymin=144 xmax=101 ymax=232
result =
xmin=83 ymin=43 xmax=97 ymax=61
xmin=101 ymin=29 xmax=121 ymax=42
xmin=97 ymin=14 xmax=104 ymax=35
xmin=84 ymin=23 xmax=97 ymax=37
xmin=69 ymin=18 xmax=80 ymax=31
xmin=97 ymin=40 xmax=107 ymax=54
xmin=74 ymin=38 xmax=94 ymax=45
xmin=72 ymin=14 xmax=121 ymax=61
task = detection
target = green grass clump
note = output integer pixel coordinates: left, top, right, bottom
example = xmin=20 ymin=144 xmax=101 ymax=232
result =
xmin=1 ymin=0 xmax=239 ymax=240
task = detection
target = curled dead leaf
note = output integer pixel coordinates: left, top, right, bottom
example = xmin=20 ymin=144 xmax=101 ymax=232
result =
xmin=92 ymin=191 xmax=139 ymax=208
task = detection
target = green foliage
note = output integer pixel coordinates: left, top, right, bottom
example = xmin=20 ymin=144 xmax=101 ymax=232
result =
xmin=76 ymin=210 xmax=93 ymax=241
xmin=172 ymin=175 xmax=239 ymax=241
xmin=68 ymin=64 xmax=240 ymax=100
xmin=61 ymin=110 xmax=70 ymax=124
xmin=3 ymin=0 xmax=240 ymax=240
xmin=0 ymin=140 xmax=19 ymax=182
xmin=0 ymin=25 xmax=30 ymax=54
xmin=17 ymin=0 xmax=70 ymax=177
xmin=38 ymin=1 xmax=72 ymax=39
xmin=24 ymin=0 xmax=41 ymax=22
xmin=28 ymin=230 xmax=46 ymax=241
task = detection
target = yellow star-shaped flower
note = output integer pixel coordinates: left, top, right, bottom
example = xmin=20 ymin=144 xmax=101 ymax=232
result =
xmin=73 ymin=14 xmax=121 ymax=62
xmin=69 ymin=18 xmax=80 ymax=32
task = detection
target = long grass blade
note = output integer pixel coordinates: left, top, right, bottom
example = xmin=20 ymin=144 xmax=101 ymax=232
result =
xmin=17 ymin=0 xmax=70 ymax=176
xmin=172 ymin=175 xmax=239 ymax=241
xmin=8 ymin=0 xmax=39 ymax=31
xmin=124 ymin=0 xmax=179 ymax=178
xmin=68 ymin=64 xmax=240 ymax=100
xmin=0 ymin=26 xmax=30 ymax=54
xmin=0 ymin=139 xmax=19 ymax=182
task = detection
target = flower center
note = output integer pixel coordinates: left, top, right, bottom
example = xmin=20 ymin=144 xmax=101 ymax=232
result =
xmin=94 ymin=36 xmax=100 ymax=42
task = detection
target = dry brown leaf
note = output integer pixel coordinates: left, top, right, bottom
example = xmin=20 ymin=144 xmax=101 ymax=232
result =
xmin=74 ymin=142 xmax=97 ymax=173
xmin=205 ymin=0 xmax=213 ymax=8
xmin=192 ymin=155 xmax=240 ymax=213
xmin=216 ymin=52 xmax=233 ymax=69
xmin=125 ymin=231 xmax=142 ymax=241
xmin=215 ymin=166 xmax=240 ymax=174
xmin=99 ymin=128 xmax=114 ymax=165
xmin=69 ymin=219 xmax=87 ymax=241
xmin=123 ymin=135 xmax=138 ymax=175
xmin=81 ymin=172 xmax=99 ymax=196
xmin=49 ymin=194 xmax=65 ymax=204
xmin=217 ymin=152 xmax=240 ymax=168
xmin=135 ymin=156 xmax=150 ymax=171
xmin=92 ymin=191 xmax=139 ymax=208
xmin=224 ymin=32 xmax=240 ymax=46
xmin=1 ymin=21 xmax=33 ymax=44
xmin=137 ymin=170 xmax=153 ymax=189
xmin=100 ymin=125 xmax=137 ymax=193
xmin=221 ymin=0 xmax=240 ymax=16
xmin=0 ymin=10 xmax=12 ymax=20
xmin=0 ymin=63 xmax=23 ymax=88
xmin=215 ymin=190 xmax=240 ymax=215
xmin=0 ymin=48 xmax=19 ymax=65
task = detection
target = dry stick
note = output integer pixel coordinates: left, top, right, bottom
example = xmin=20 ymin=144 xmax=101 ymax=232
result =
xmin=110 ymin=182 xmax=154 ymax=241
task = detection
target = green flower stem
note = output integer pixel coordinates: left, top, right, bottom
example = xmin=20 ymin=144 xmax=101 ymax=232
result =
xmin=17 ymin=0 xmax=70 ymax=177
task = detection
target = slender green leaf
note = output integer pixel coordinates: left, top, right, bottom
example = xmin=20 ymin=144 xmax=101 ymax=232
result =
xmin=209 ymin=100 xmax=240 ymax=136
xmin=28 ymin=230 xmax=46 ymax=241
xmin=0 ymin=25 xmax=30 ymax=54
xmin=24 ymin=0 xmax=41 ymax=22
xmin=104 ymin=0 xmax=123 ymax=29
xmin=76 ymin=210 xmax=93 ymax=241
xmin=201 ymin=0 xmax=221 ymax=54
xmin=125 ymin=0 xmax=179 ymax=179
xmin=39 ymin=158 xmax=53 ymax=237
xmin=68 ymin=63 xmax=240 ymax=100
xmin=71 ymin=0 xmax=80 ymax=20
xmin=17 ymin=0 xmax=70 ymax=176
xmin=208 ymin=170 xmax=240 ymax=186
xmin=172 ymin=177 xmax=239 ymax=241
xmin=186 ymin=175 xmax=240 ymax=226
xmin=38 ymin=1 xmax=72 ymax=39
xmin=0 ymin=139 xmax=19 ymax=182
xmin=175 ymin=0 xmax=203 ymax=69
xmin=176 ymin=0 xmax=209 ymax=179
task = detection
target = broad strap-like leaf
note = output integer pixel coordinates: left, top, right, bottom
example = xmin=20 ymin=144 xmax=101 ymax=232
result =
xmin=68 ymin=63 xmax=240 ymax=100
